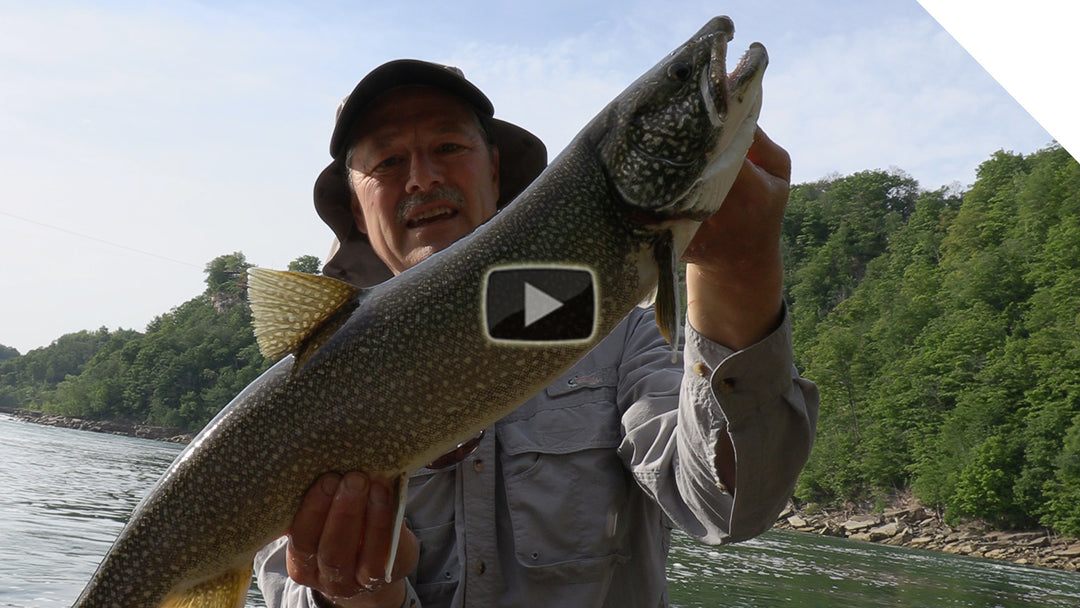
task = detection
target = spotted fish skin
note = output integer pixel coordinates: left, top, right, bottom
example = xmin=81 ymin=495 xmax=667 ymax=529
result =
xmin=73 ymin=15 xmax=766 ymax=608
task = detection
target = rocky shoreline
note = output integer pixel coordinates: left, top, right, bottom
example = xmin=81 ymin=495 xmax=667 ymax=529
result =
xmin=774 ymin=496 xmax=1080 ymax=573
xmin=3 ymin=408 xmax=194 ymax=443
xmin=6 ymin=408 xmax=1079 ymax=574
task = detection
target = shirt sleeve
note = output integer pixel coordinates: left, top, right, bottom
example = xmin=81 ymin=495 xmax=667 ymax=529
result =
xmin=253 ymin=536 xmax=422 ymax=608
xmin=617 ymin=302 xmax=819 ymax=544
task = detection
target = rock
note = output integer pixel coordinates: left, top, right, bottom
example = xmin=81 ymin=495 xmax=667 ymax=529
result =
xmin=909 ymin=535 xmax=935 ymax=547
xmin=1054 ymin=542 xmax=1080 ymax=558
xmin=821 ymin=521 xmax=845 ymax=537
xmin=868 ymin=520 xmax=902 ymax=535
xmin=841 ymin=514 xmax=880 ymax=531
xmin=1025 ymin=536 xmax=1051 ymax=548
xmin=943 ymin=542 xmax=976 ymax=555
xmin=997 ymin=531 xmax=1046 ymax=543
xmin=869 ymin=522 xmax=901 ymax=540
xmin=768 ymin=496 xmax=1080 ymax=575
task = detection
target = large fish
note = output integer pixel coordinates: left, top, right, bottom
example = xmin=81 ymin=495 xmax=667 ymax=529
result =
xmin=73 ymin=15 xmax=767 ymax=608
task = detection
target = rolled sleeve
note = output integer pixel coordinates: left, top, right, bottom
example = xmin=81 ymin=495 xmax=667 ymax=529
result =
xmin=620 ymin=303 xmax=819 ymax=545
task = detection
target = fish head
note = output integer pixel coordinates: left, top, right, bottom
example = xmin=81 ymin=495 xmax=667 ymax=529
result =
xmin=597 ymin=15 xmax=768 ymax=224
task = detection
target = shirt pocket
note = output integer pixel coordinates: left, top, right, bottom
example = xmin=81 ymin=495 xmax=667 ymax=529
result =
xmin=406 ymin=469 xmax=459 ymax=604
xmin=496 ymin=369 xmax=632 ymax=582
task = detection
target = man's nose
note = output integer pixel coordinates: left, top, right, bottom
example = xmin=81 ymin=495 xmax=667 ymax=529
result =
xmin=406 ymin=151 xmax=442 ymax=193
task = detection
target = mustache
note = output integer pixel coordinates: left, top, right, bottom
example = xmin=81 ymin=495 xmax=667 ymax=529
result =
xmin=396 ymin=186 xmax=466 ymax=223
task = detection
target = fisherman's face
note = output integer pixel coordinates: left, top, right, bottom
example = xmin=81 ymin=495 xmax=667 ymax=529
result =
xmin=346 ymin=87 xmax=500 ymax=274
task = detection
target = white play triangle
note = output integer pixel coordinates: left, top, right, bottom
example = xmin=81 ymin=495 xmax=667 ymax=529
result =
xmin=523 ymin=282 xmax=564 ymax=327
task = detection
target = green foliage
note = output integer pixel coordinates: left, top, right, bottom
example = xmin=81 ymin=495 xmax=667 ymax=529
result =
xmin=204 ymin=252 xmax=253 ymax=311
xmin=790 ymin=143 xmax=1080 ymax=535
xmin=0 ymin=253 xmax=274 ymax=431
xmin=0 ymin=329 xmax=116 ymax=410
xmin=288 ymin=255 xmax=322 ymax=275
xmin=0 ymin=344 xmax=19 ymax=362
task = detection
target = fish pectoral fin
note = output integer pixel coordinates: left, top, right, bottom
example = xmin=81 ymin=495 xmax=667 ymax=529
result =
xmin=652 ymin=232 xmax=682 ymax=363
xmin=247 ymin=268 xmax=361 ymax=361
xmin=383 ymin=473 xmax=409 ymax=583
xmin=159 ymin=563 xmax=252 ymax=608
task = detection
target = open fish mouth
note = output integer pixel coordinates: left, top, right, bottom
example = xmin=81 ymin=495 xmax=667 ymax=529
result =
xmin=632 ymin=41 xmax=769 ymax=169
xmin=725 ymin=42 xmax=768 ymax=109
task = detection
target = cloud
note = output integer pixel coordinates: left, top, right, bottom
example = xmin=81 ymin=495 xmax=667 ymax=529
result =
xmin=762 ymin=13 xmax=1051 ymax=189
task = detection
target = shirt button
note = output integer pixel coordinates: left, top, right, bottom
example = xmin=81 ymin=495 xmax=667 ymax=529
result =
xmin=693 ymin=362 xmax=711 ymax=378
xmin=473 ymin=459 xmax=484 ymax=472
xmin=475 ymin=560 xmax=486 ymax=575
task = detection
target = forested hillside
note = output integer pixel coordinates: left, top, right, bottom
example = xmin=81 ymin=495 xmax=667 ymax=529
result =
xmin=785 ymin=143 xmax=1080 ymax=536
xmin=1 ymin=144 xmax=1077 ymax=536
xmin=0 ymin=253 xmax=318 ymax=431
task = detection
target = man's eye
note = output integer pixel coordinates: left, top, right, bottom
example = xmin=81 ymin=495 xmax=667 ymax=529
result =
xmin=376 ymin=156 xmax=402 ymax=170
xmin=438 ymin=142 xmax=464 ymax=153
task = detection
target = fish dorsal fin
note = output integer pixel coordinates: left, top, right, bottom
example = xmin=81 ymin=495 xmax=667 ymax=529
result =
xmin=247 ymin=268 xmax=360 ymax=361
xmin=159 ymin=563 xmax=252 ymax=608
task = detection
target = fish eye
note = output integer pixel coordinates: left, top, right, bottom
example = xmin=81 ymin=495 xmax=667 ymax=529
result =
xmin=667 ymin=61 xmax=692 ymax=82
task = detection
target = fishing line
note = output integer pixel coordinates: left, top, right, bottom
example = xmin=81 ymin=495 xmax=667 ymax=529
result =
xmin=1 ymin=209 xmax=201 ymax=269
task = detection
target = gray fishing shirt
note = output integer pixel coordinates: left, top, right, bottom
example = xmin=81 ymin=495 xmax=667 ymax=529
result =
xmin=255 ymin=305 xmax=819 ymax=608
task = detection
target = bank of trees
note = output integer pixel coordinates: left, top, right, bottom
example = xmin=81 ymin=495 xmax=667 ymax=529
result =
xmin=2 ymin=144 xmax=1077 ymax=535
xmin=0 ymin=252 xmax=283 ymax=429
xmin=786 ymin=144 xmax=1080 ymax=536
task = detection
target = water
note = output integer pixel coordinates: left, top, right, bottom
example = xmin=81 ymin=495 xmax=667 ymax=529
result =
xmin=667 ymin=528 xmax=1080 ymax=607
xmin=2 ymin=414 xmax=1078 ymax=608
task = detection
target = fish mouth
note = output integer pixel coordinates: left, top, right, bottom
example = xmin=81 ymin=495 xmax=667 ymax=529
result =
xmin=705 ymin=36 xmax=768 ymax=131
xmin=724 ymin=42 xmax=768 ymax=107
xmin=651 ymin=39 xmax=767 ymax=219
xmin=633 ymin=38 xmax=768 ymax=171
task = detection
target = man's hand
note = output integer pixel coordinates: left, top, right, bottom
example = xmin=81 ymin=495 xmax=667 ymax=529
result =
xmin=286 ymin=472 xmax=420 ymax=608
xmin=683 ymin=127 xmax=791 ymax=351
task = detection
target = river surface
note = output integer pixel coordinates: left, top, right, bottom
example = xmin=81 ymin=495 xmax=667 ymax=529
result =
xmin=2 ymin=413 xmax=1078 ymax=607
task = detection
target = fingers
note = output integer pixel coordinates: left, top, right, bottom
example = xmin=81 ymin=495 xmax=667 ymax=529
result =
xmin=745 ymin=127 xmax=791 ymax=183
xmin=355 ymin=481 xmax=395 ymax=587
xmin=721 ymin=127 xmax=790 ymax=215
xmin=287 ymin=473 xmax=339 ymax=583
xmin=317 ymin=473 xmax=370 ymax=593
xmin=285 ymin=473 xmax=420 ymax=605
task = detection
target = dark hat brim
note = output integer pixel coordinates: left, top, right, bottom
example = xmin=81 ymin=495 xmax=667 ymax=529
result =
xmin=313 ymin=60 xmax=546 ymax=285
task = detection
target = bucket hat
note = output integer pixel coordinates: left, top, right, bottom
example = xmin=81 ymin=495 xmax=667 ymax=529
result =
xmin=314 ymin=59 xmax=548 ymax=286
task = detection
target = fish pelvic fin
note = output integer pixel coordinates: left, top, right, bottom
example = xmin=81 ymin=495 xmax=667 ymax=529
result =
xmin=247 ymin=268 xmax=360 ymax=361
xmin=159 ymin=563 xmax=252 ymax=608
xmin=384 ymin=473 xmax=409 ymax=583
xmin=653 ymin=232 xmax=682 ymax=363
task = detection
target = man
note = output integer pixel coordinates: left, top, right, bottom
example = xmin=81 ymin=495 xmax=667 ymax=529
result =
xmin=255 ymin=60 xmax=818 ymax=608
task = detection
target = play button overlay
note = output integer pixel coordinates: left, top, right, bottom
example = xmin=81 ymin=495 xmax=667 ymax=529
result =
xmin=484 ymin=266 xmax=596 ymax=343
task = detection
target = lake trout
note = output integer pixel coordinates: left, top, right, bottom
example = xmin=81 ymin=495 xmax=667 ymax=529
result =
xmin=73 ymin=15 xmax=767 ymax=608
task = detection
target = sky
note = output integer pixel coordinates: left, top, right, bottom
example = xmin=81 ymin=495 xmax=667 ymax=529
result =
xmin=0 ymin=0 xmax=1074 ymax=355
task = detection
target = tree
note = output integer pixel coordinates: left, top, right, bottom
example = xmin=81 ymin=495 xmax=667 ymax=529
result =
xmin=204 ymin=252 xmax=252 ymax=311
xmin=0 ymin=344 xmax=18 ymax=362
xmin=288 ymin=255 xmax=322 ymax=275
